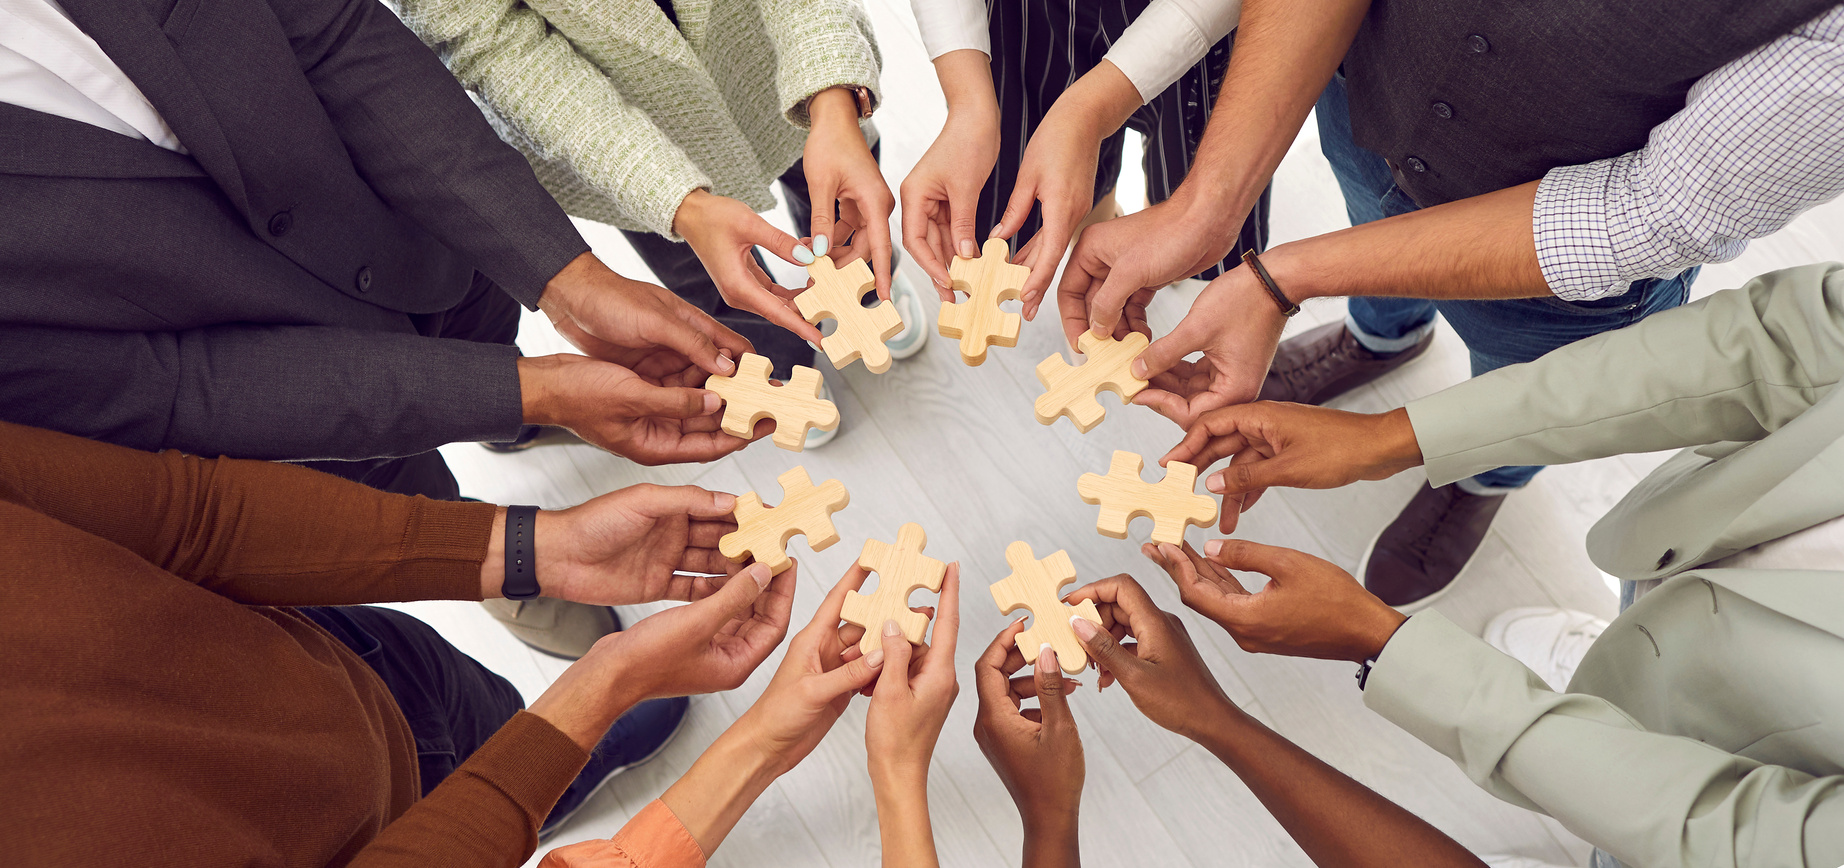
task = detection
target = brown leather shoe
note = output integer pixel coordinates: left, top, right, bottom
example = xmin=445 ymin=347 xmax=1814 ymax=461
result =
xmin=1258 ymin=321 xmax=1434 ymax=404
xmin=1360 ymin=483 xmax=1505 ymax=610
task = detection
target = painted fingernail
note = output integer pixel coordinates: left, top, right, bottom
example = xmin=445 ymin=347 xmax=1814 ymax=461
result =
xmin=702 ymin=392 xmax=722 ymax=414
xmin=1130 ymin=359 xmax=1148 ymax=379
xmin=1069 ymin=616 xmax=1097 ymax=640
xmin=748 ymin=562 xmax=773 ymax=588
xmin=866 ymin=647 xmax=885 ymax=668
xmin=813 ymin=234 xmax=830 ymax=256
xmin=1205 ymin=539 xmax=1223 ymax=557
xmin=793 ymin=245 xmax=816 ymax=265
xmin=882 ymin=619 xmax=902 ymax=637
xmin=934 ymin=277 xmax=950 ymax=289
xmin=1038 ymin=644 xmax=1058 ymax=670
xmin=958 ymin=238 xmax=978 ymax=259
xmin=1206 ymin=472 xmax=1226 ymax=493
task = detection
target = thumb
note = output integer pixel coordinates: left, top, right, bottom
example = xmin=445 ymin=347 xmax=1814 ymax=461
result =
xmin=949 ymin=183 xmax=982 ymax=261
xmin=808 ymin=180 xmax=839 ymax=256
xmin=623 ymin=484 xmax=741 ymax=521
xmin=872 ymin=620 xmax=915 ymax=697
xmin=1085 ymin=267 xmax=1143 ymax=339
xmin=612 ymin=378 xmax=721 ymax=420
xmin=811 ymin=645 xmax=885 ymax=700
xmin=1069 ymin=615 xmax=1136 ymax=681
xmin=1033 ymin=644 xmax=1076 ymax=734
xmin=1208 ymin=454 xmax=1298 ymax=497
xmin=1131 ymin=317 xmax=1207 ymax=381
xmin=684 ymin=562 xmax=772 ymax=634
xmin=1203 ymin=538 xmax=1307 ymax=583
xmin=740 ymin=216 xmax=810 ymax=269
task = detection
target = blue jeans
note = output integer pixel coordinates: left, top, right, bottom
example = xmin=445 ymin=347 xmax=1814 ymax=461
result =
xmin=1314 ymin=74 xmax=1695 ymax=491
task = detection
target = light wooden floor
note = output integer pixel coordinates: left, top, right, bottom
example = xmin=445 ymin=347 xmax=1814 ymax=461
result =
xmin=393 ymin=4 xmax=1844 ymax=864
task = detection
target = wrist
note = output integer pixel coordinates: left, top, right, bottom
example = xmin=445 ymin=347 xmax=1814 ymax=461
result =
xmin=672 ymin=189 xmax=717 ymax=242
xmin=516 ymin=355 xmax=570 ymax=427
xmin=807 ymin=86 xmax=862 ymax=130
xmin=480 ymin=507 xmax=507 ymax=599
xmin=1355 ymin=605 xmax=1411 ymax=664
xmin=869 ymin=754 xmax=932 ymax=794
xmin=1373 ymin=407 xmax=1426 ymax=475
xmin=714 ymin=715 xmax=791 ymax=785
xmin=538 ymin=251 xmax=600 ymax=319
xmin=1020 ymin=805 xmax=1081 ymax=868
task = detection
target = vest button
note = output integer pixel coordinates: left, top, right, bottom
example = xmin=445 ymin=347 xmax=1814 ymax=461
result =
xmin=1466 ymin=34 xmax=1490 ymax=54
xmin=1404 ymin=156 xmax=1427 ymax=174
xmin=1431 ymin=101 xmax=1453 ymax=119
xmin=267 ymin=211 xmax=292 ymax=237
xmin=355 ymin=266 xmax=373 ymax=292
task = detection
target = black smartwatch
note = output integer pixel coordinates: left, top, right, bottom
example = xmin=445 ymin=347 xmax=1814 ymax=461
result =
xmin=503 ymin=505 xmax=541 ymax=600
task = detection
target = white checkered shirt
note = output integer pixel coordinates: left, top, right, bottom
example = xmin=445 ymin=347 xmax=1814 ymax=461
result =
xmin=1534 ymin=4 xmax=1844 ymax=300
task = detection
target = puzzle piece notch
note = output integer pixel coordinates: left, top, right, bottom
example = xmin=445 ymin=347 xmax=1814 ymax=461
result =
xmin=1033 ymin=331 xmax=1150 ymax=433
xmin=843 ymin=523 xmax=948 ymax=655
xmin=705 ymin=353 xmax=840 ymax=452
xmin=798 ymin=256 xmax=905 ymax=374
xmin=1076 ymin=451 xmax=1219 ymax=545
xmin=989 ymin=541 xmax=1102 ymax=675
xmin=718 ymin=466 xmax=851 ymax=574
xmin=939 ymin=238 xmax=1029 ymax=366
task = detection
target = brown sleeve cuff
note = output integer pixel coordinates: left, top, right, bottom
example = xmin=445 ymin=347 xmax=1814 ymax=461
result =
xmin=386 ymin=499 xmax=500 ymax=602
xmin=467 ymin=710 xmax=593 ymax=823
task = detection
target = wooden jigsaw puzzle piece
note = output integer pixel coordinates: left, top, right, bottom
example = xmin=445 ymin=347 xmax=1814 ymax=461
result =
xmin=718 ymin=466 xmax=850 ymax=574
xmin=1076 ymin=451 xmax=1219 ymax=545
xmin=797 ymin=256 xmax=904 ymax=374
xmin=843 ymin=523 xmax=948 ymax=655
xmin=939 ymin=238 xmax=1027 ymax=366
xmin=1032 ymin=331 xmax=1150 ymax=432
xmin=989 ymin=541 xmax=1102 ymax=674
xmin=705 ymin=353 xmax=840 ymax=452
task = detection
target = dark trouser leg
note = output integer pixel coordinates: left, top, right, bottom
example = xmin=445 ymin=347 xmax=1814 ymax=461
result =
xmin=298 ymin=605 xmax=525 ymax=796
xmin=619 ymin=231 xmax=812 ymax=379
xmin=292 ymin=272 xmax=522 ymax=500
xmin=981 ymin=0 xmax=1268 ymax=279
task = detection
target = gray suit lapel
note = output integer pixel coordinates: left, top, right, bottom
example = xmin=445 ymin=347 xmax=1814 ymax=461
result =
xmin=55 ymin=0 xmax=249 ymax=210
xmin=0 ymin=103 xmax=206 ymax=179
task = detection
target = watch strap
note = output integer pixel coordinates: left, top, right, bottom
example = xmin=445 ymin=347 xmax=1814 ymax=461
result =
xmin=503 ymin=505 xmax=541 ymax=601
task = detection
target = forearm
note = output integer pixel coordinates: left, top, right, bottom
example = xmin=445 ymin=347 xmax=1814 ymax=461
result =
xmin=1019 ymin=811 xmax=1081 ymax=868
xmin=1257 ymin=182 xmax=1545 ymax=303
xmin=348 ymin=711 xmax=589 ymax=868
xmin=933 ymin=49 xmax=998 ymax=119
xmin=1049 ymin=61 xmax=1142 ymax=142
xmin=660 ymin=725 xmax=784 ymax=856
xmin=0 ymin=421 xmax=495 ymax=604
xmin=870 ymin=764 xmax=938 ymax=868
xmin=1193 ymin=708 xmax=1482 ymax=868
xmin=1172 ymin=0 xmax=1371 ymax=239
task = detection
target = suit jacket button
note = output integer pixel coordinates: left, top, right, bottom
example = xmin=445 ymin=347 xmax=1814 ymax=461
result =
xmin=1404 ymin=156 xmax=1427 ymax=173
xmin=1467 ymin=34 xmax=1490 ymax=54
xmin=1655 ymin=548 xmax=1675 ymax=570
xmin=1431 ymin=101 xmax=1453 ymax=119
xmin=267 ymin=211 xmax=292 ymax=237
xmin=355 ymin=266 xmax=373 ymax=292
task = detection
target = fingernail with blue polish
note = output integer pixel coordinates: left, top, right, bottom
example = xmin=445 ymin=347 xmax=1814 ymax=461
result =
xmin=813 ymin=234 xmax=830 ymax=257
xmin=793 ymin=245 xmax=816 ymax=265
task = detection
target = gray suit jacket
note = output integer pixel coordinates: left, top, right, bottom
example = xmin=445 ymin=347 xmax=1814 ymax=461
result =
xmin=1369 ymin=263 xmax=1844 ymax=866
xmin=0 ymin=0 xmax=589 ymax=461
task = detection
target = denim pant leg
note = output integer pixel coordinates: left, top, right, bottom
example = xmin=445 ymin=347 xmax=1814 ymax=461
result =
xmin=1434 ymin=268 xmax=1696 ymax=489
xmin=1316 ymin=73 xmax=1438 ymax=346
xmin=298 ymin=606 xmax=526 ymax=796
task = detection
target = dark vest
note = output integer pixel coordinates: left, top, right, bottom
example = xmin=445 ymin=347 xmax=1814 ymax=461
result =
xmin=1344 ymin=0 xmax=1840 ymax=207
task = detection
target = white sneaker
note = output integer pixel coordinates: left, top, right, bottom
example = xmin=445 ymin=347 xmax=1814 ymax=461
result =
xmin=1482 ymin=607 xmax=1608 ymax=691
xmin=884 ymin=270 xmax=930 ymax=361
xmin=803 ymin=376 xmax=840 ymax=450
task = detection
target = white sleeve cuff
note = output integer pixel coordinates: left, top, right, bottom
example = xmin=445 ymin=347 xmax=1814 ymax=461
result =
xmin=1533 ymin=160 xmax=1630 ymax=301
xmin=1104 ymin=0 xmax=1240 ymax=103
xmin=910 ymin=0 xmax=991 ymax=60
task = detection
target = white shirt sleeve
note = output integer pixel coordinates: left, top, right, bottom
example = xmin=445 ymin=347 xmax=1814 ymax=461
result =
xmin=1105 ymin=0 xmax=1242 ymax=103
xmin=1534 ymin=4 xmax=1844 ymax=300
xmin=909 ymin=0 xmax=990 ymax=60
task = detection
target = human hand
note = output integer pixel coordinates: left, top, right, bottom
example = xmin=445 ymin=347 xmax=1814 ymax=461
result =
xmin=972 ymin=620 xmax=1084 ymax=846
xmin=1063 ymin=574 xmax=1241 ymax=739
xmin=1122 ymin=266 xmax=1290 ymax=428
xmin=519 ymin=353 xmax=763 ymax=465
xmin=538 ymin=252 xmax=752 ymax=377
xmin=1163 ymin=405 xmax=1424 ymax=533
xmin=1147 ymin=540 xmax=1406 ymax=663
xmin=732 ymin=562 xmax=888 ymax=775
xmin=529 ymin=483 xmax=743 ymax=606
xmin=675 ymin=190 xmax=823 ymax=343
xmin=901 ymin=109 xmax=999 ymax=300
xmin=805 ymin=87 xmax=896 ymax=299
xmin=1055 ymin=192 xmax=1246 ymax=348
xmin=528 ymin=560 xmax=790 ymax=749
xmin=865 ymin=565 xmax=961 ymax=777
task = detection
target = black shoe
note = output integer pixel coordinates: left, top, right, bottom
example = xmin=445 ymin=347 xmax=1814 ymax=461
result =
xmin=1359 ymin=483 xmax=1506 ymax=610
xmin=539 ymin=696 xmax=691 ymax=840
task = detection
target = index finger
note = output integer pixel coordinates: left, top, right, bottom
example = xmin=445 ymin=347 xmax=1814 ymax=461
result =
xmin=975 ymin=618 xmax=1030 ymax=703
xmin=902 ymin=195 xmax=951 ymax=289
xmin=1065 ymin=574 xmax=1163 ymax=637
xmin=813 ymin=563 xmax=872 ymax=633
xmin=923 ymin=564 xmax=962 ymax=673
xmin=1056 ymin=256 xmax=1104 ymax=350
